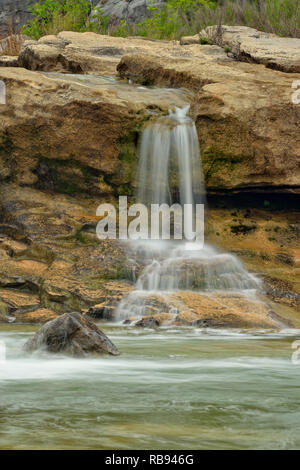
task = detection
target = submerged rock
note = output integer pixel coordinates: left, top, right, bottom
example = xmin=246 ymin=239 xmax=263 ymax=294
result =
xmin=24 ymin=312 xmax=120 ymax=356
xmin=122 ymin=290 xmax=293 ymax=329
xmin=135 ymin=316 xmax=160 ymax=328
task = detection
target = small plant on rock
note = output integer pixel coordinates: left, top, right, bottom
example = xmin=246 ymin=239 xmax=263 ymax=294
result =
xmin=199 ymin=36 xmax=211 ymax=44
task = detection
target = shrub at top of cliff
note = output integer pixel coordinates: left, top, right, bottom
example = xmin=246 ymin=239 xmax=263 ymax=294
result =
xmin=134 ymin=0 xmax=300 ymax=40
xmin=20 ymin=0 xmax=300 ymax=41
xmin=23 ymin=0 xmax=109 ymax=39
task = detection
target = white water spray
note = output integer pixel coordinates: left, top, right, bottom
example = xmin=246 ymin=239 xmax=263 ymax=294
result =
xmin=138 ymin=106 xmax=205 ymax=207
xmin=117 ymin=106 xmax=260 ymax=320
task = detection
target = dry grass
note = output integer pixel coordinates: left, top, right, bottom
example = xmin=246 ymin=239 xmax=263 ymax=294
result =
xmin=0 ymin=23 xmax=23 ymax=56
xmin=109 ymin=0 xmax=300 ymax=40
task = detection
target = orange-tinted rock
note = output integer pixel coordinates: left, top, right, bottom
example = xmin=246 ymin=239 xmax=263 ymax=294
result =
xmin=16 ymin=308 xmax=59 ymax=323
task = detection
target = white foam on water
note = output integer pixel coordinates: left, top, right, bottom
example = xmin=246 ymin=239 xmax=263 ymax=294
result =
xmin=116 ymin=106 xmax=261 ymax=320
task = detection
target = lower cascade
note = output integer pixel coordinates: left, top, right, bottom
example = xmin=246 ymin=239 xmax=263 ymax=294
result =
xmin=117 ymin=106 xmax=261 ymax=322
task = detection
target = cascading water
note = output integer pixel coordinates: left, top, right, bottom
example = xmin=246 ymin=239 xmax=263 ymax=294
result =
xmin=137 ymin=105 xmax=204 ymax=207
xmin=117 ymin=106 xmax=260 ymax=321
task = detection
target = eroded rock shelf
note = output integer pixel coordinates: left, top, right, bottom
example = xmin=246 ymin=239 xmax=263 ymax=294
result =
xmin=0 ymin=27 xmax=299 ymax=327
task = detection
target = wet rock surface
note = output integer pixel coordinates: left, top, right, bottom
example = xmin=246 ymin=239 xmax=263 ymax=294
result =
xmin=10 ymin=30 xmax=300 ymax=193
xmin=0 ymin=187 xmax=298 ymax=328
xmin=0 ymin=67 xmax=190 ymax=192
xmin=117 ymin=52 xmax=300 ymax=194
xmin=24 ymin=312 xmax=120 ymax=356
xmin=0 ymin=184 xmax=134 ymax=324
xmin=121 ymin=290 xmax=293 ymax=329
xmin=0 ymin=30 xmax=298 ymax=327
xmin=135 ymin=316 xmax=160 ymax=328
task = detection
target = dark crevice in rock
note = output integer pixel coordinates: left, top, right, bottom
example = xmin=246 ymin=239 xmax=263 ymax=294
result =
xmin=207 ymin=192 xmax=300 ymax=210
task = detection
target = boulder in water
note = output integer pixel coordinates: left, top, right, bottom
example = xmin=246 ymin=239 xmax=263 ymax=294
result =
xmin=135 ymin=316 xmax=160 ymax=328
xmin=24 ymin=312 xmax=120 ymax=357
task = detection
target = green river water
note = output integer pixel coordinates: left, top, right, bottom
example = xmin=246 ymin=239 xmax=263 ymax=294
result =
xmin=0 ymin=324 xmax=300 ymax=450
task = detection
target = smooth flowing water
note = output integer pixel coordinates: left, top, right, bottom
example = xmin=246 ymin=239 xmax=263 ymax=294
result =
xmin=117 ymin=106 xmax=261 ymax=320
xmin=2 ymin=76 xmax=297 ymax=450
xmin=1 ymin=324 xmax=300 ymax=450
xmin=44 ymin=73 xmax=193 ymax=109
xmin=137 ymin=105 xmax=204 ymax=207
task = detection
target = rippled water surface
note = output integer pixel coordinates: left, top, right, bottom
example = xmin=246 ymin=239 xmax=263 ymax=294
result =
xmin=1 ymin=324 xmax=300 ymax=450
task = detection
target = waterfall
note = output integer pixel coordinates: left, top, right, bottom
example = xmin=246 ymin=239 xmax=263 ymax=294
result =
xmin=116 ymin=106 xmax=260 ymax=321
xmin=138 ymin=106 xmax=205 ymax=208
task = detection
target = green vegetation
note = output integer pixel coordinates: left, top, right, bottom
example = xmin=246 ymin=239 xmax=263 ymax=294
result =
xmin=23 ymin=0 xmax=109 ymax=39
xmin=135 ymin=0 xmax=300 ymax=39
xmin=230 ymin=223 xmax=257 ymax=235
xmin=199 ymin=36 xmax=212 ymax=44
xmin=202 ymin=148 xmax=243 ymax=184
xmin=23 ymin=0 xmax=300 ymax=40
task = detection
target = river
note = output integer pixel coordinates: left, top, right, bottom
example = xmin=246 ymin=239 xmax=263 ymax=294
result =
xmin=1 ymin=323 xmax=300 ymax=450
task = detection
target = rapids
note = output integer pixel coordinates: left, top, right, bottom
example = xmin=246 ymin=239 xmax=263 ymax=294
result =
xmin=0 ymin=324 xmax=299 ymax=450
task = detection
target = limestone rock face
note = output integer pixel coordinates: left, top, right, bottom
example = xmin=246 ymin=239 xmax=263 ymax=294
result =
xmin=117 ymin=52 xmax=300 ymax=194
xmin=94 ymin=0 xmax=165 ymax=25
xmin=23 ymin=312 xmax=120 ymax=356
xmin=0 ymin=30 xmax=299 ymax=328
xmin=0 ymin=183 xmax=135 ymax=323
xmin=180 ymin=34 xmax=200 ymax=45
xmin=0 ymin=0 xmax=34 ymax=36
xmin=200 ymin=25 xmax=300 ymax=73
xmin=0 ymin=55 xmax=19 ymax=67
xmin=0 ymin=66 xmax=132 ymax=187
xmin=0 ymin=66 xmax=188 ymax=191
xmin=15 ymin=308 xmax=59 ymax=323
xmin=18 ymin=31 xmax=221 ymax=74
